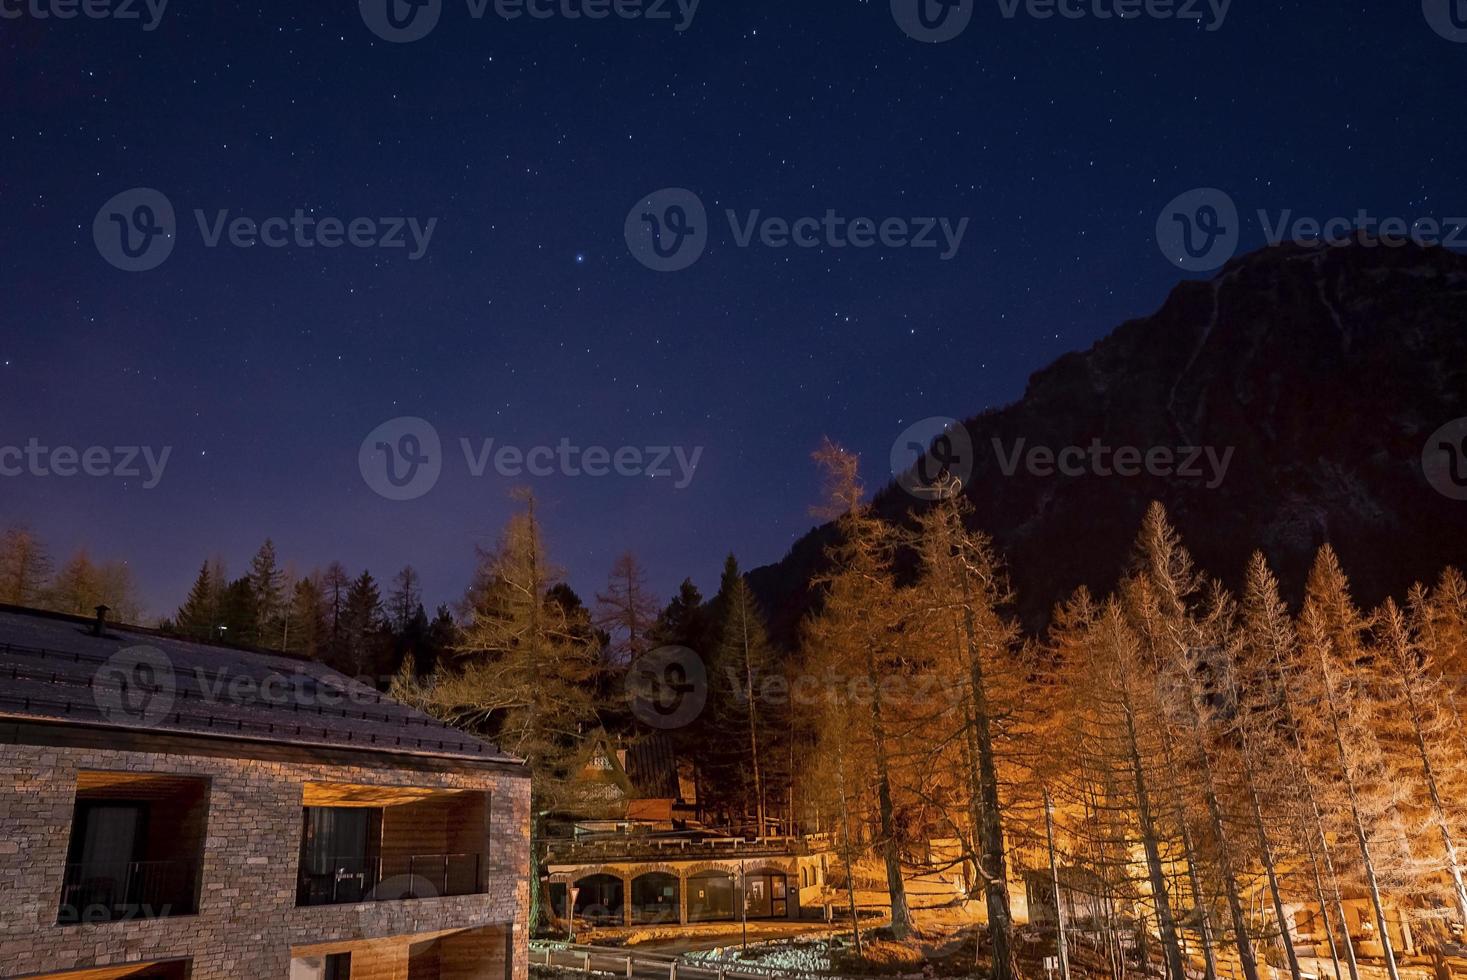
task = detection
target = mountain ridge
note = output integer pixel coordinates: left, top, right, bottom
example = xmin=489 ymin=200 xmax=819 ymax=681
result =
xmin=748 ymin=236 xmax=1467 ymax=638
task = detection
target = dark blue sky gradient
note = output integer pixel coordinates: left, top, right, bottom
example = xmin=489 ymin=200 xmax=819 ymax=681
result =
xmin=2 ymin=1 xmax=1463 ymax=618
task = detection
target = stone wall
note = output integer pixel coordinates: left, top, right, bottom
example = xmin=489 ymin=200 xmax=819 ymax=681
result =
xmin=0 ymin=741 xmax=530 ymax=980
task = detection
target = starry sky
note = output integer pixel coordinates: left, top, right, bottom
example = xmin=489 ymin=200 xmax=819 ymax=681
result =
xmin=1 ymin=0 xmax=1463 ymax=620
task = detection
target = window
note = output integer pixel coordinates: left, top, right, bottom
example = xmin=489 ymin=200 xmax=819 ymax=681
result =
xmin=297 ymin=807 xmax=383 ymax=906
xmin=59 ymin=774 xmax=209 ymax=924
xmin=325 ymin=953 xmax=352 ymax=979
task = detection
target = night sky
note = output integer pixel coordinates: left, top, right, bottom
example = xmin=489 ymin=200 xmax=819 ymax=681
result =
xmin=2 ymin=1 xmax=1463 ymax=619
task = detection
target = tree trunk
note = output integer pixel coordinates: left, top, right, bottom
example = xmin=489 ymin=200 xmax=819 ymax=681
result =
xmin=1177 ymin=814 xmax=1218 ymax=980
xmin=1243 ymin=766 xmax=1302 ymax=980
xmin=1301 ymin=830 xmax=1345 ymax=980
xmin=1045 ymin=785 xmax=1071 ymax=980
xmin=740 ymin=603 xmax=766 ymax=837
xmin=866 ymin=644 xmax=912 ymax=939
xmin=529 ymin=809 xmax=548 ymax=935
xmin=1198 ymin=767 xmax=1260 ymax=980
xmin=1404 ymin=687 xmax=1467 ymax=924
xmin=960 ymin=574 xmax=1014 ymax=980
xmin=1277 ymin=658 xmax=1360 ymax=980
xmin=1318 ymin=655 xmax=1401 ymax=980
xmin=836 ymin=743 xmax=864 ymax=959
xmin=1122 ymin=700 xmax=1187 ymax=980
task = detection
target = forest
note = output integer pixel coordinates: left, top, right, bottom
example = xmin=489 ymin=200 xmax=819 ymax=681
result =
xmin=3 ymin=440 xmax=1464 ymax=980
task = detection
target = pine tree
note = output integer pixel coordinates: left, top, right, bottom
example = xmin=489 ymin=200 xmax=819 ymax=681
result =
xmin=249 ymin=539 xmax=284 ymax=648
xmin=388 ymin=566 xmax=422 ymax=632
xmin=1299 ymin=547 xmax=1404 ymax=980
xmin=1125 ymin=504 xmax=1257 ymax=980
xmin=175 ymin=562 xmax=218 ymax=639
xmin=651 ymin=579 xmax=708 ymax=650
xmin=710 ymin=554 xmax=776 ymax=837
xmin=287 ymin=574 xmax=330 ymax=659
xmin=1053 ymin=592 xmax=1189 ymax=980
xmin=219 ymin=576 xmax=259 ymax=644
xmin=323 ymin=561 xmax=350 ymax=648
xmin=913 ymin=486 xmax=1021 ymax=980
xmin=47 ymin=550 xmax=99 ymax=616
xmin=343 ymin=570 xmax=383 ymax=676
xmin=1381 ymin=596 xmax=1467 ymax=924
xmin=805 ymin=439 xmax=912 ymax=940
xmin=397 ymin=490 xmax=600 ymax=934
xmin=0 ymin=524 xmax=52 ymax=606
xmin=594 ymin=552 xmax=659 ymax=664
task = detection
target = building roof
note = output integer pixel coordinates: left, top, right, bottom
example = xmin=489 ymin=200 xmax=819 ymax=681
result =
xmin=623 ymin=733 xmax=681 ymax=800
xmin=0 ymin=606 xmax=524 ymax=770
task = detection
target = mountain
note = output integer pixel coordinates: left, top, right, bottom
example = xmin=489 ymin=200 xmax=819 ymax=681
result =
xmin=749 ymin=235 xmax=1467 ymax=637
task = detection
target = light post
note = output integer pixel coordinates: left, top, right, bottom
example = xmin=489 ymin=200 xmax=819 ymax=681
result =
xmin=740 ymin=859 xmax=748 ymax=952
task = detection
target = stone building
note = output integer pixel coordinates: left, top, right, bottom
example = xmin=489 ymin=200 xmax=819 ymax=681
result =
xmin=0 ymin=606 xmax=530 ymax=980
xmin=541 ymin=732 xmax=830 ymax=930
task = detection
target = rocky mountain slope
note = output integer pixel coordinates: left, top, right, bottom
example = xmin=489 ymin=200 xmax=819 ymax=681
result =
xmin=749 ymin=236 xmax=1467 ymax=635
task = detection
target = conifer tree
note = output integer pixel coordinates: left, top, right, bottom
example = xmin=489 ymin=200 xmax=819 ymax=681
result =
xmin=710 ymin=554 xmax=776 ymax=836
xmin=594 ymin=552 xmax=659 ymax=664
xmin=397 ymin=490 xmax=600 ymax=934
xmin=1299 ymin=547 xmax=1403 ymax=980
xmin=175 ymin=561 xmax=218 ymax=639
xmin=388 ymin=565 xmax=422 ymax=632
xmin=1125 ymin=504 xmax=1256 ymax=980
xmin=804 ymin=439 xmax=912 ymax=940
xmin=913 ymin=485 xmax=1020 ymax=980
xmin=246 ymin=539 xmax=285 ymax=647
xmin=287 ymin=574 xmax=330 ymax=659
xmin=651 ymin=579 xmax=709 ymax=651
xmin=0 ymin=524 xmax=52 ymax=606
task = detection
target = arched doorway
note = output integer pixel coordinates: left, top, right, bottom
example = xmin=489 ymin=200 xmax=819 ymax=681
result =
xmin=743 ymin=868 xmax=789 ymax=919
xmin=630 ymin=872 xmax=680 ymax=924
xmin=687 ymin=870 xmax=736 ymax=922
xmin=573 ymin=873 xmax=625 ymax=925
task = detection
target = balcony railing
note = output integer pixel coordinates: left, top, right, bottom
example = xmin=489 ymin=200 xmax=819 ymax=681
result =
xmin=58 ymin=859 xmax=198 ymax=923
xmin=296 ymin=853 xmax=484 ymax=907
xmin=545 ymin=834 xmax=828 ymax=864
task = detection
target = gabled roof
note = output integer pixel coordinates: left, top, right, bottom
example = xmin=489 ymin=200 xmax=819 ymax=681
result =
xmin=0 ymin=606 xmax=524 ymax=770
xmin=623 ymin=733 xmax=681 ymax=800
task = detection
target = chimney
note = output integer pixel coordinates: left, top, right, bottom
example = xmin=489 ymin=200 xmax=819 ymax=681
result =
xmin=91 ymin=605 xmax=110 ymax=637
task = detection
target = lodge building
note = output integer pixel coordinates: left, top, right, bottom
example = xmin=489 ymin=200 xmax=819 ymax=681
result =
xmin=0 ymin=606 xmax=531 ymax=980
xmin=541 ymin=735 xmax=831 ymax=929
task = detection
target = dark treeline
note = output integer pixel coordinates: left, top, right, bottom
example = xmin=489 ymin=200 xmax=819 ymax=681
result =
xmin=159 ymin=543 xmax=458 ymax=684
xmin=0 ymin=506 xmax=799 ymax=847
